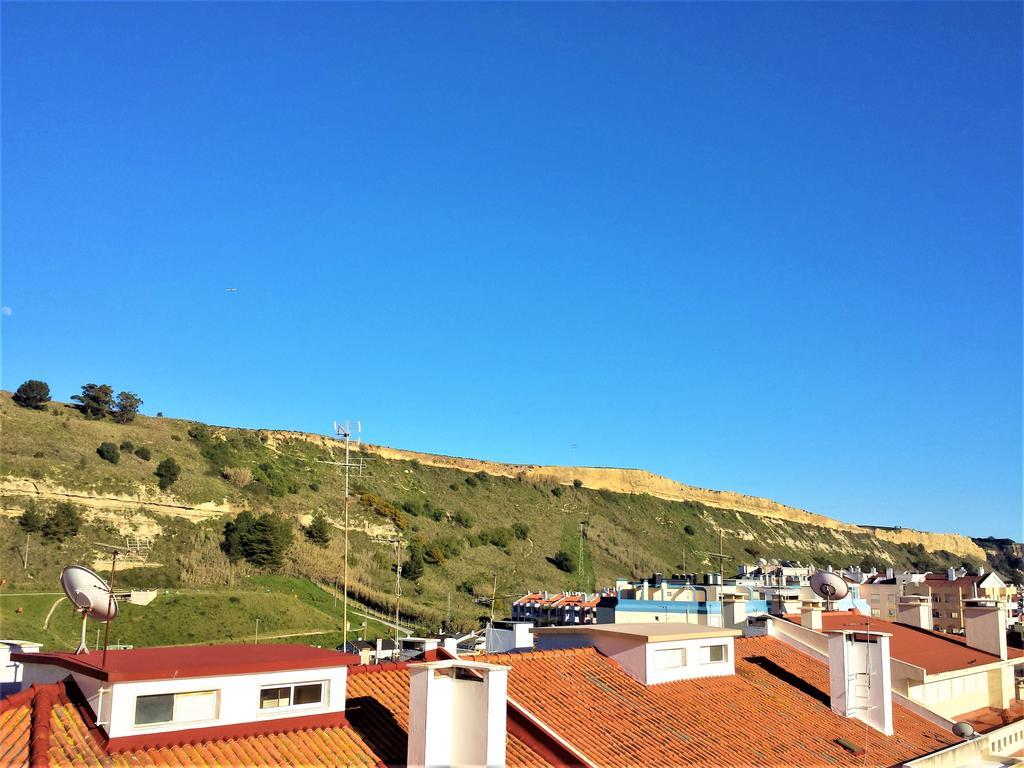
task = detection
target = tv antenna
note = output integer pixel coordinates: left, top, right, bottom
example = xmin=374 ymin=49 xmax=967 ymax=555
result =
xmin=697 ymin=529 xmax=734 ymax=579
xmin=60 ymin=564 xmax=118 ymax=657
xmin=316 ymin=420 xmax=365 ymax=652
xmin=809 ymin=570 xmax=850 ymax=612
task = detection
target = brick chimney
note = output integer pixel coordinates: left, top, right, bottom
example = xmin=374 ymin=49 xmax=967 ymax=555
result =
xmin=825 ymin=630 xmax=894 ymax=736
xmin=407 ymin=659 xmax=510 ymax=768
xmin=963 ymin=598 xmax=1007 ymax=661
xmin=896 ymin=595 xmax=931 ymax=630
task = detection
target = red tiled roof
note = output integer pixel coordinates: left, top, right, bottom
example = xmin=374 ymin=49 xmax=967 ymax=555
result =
xmin=476 ymin=637 xmax=956 ymax=767
xmin=955 ymin=701 xmax=1024 ymax=734
xmin=0 ymin=681 xmax=384 ymax=768
xmin=12 ymin=644 xmax=359 ymax=682
xmin=0 ymin=665 xmax=554 ymax=767
xmin=783 ymin=613 xmax=1023 ymax=673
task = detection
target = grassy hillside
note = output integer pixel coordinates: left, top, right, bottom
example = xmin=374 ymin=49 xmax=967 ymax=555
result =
xmin=0 ymin=391 xmax=1009 ymax=645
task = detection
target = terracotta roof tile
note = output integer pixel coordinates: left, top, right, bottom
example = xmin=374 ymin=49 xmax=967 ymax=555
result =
xmin=784 ymin=612 xmax=1023 ymax=672
xmin=476 ymin=636 xmax=956 ymax=767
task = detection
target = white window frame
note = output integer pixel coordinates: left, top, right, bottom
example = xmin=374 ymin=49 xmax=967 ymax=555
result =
xmin=700 ymin=644 xmax=728 ymax=664
xmin=133 ymin=689 xmax=220 ymax=729
xmin=258 ymin=680 xmax=328 ymax=713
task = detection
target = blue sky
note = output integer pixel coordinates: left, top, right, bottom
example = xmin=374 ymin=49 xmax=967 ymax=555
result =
xmin=2 ymin=3 xmax=1020 ymax=539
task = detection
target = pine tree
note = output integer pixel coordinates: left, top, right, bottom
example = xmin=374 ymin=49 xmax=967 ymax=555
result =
xmin=305 ymin=514 xmax=332 ymax=547
xmin=18 ymin=500 xmax=45 ymax=532
xmin=72 ymin=384 xmax=114 ymax=419
xmin=13 ymin=380 xmax=51 ymax=410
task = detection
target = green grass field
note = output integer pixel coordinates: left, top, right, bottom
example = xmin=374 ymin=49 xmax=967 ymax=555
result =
xmin=0 ymin=576 xmax=394 ymax=651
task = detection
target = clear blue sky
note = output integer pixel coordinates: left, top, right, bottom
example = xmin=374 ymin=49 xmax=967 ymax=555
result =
xmin=2 ymin=3 xmax=1020 ymax=539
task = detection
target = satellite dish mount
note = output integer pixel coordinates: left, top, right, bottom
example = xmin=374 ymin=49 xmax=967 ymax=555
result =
xmin=808 ymin=570 xmax=850 ymax=612
xmin=60 ymin=561 xmax=119 ymax=656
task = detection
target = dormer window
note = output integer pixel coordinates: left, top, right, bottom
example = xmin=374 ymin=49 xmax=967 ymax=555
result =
xmin=701 ymin=645 xmax=728 ymax=664
xmin=135 ymin=690 xmax=219 ymax=726
xmin=259 ymin=681 xmax=326 ymax=710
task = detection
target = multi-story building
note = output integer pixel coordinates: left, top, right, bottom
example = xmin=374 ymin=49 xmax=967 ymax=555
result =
xmin=907 ymin=568 xmax=1015 ymax=634
xmin=510 ymin=591 xmax=604 ymax=626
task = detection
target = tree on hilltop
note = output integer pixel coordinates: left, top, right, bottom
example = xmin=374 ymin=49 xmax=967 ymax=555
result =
xmin=72 ymin=384 xmax=114 ymax=419
xmin=112 ymin=391 xmax=143 ymax=424
xmin=13 ymin=380 xmax=51 ymax=410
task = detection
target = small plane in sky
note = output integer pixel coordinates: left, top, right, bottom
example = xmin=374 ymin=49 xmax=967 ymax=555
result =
xmin=225 ymin=288 xmax=238 ymax=292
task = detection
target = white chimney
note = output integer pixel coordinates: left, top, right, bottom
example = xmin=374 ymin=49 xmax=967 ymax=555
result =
xmin=947 ymin=567 xmax=957 ymax=581
xmin=963 ymin=598 xmax=1007 ymax=661
xmin=800 ymin=602 xmax=823 ymax=631
xmin=722 ymin=596 xmax=748 ymax=629
xmin=407 ymin=659 xmax=510 ymax=768
xmin=896 ymin=595 xmax=931 ymax=630
xmin=826 ymin=630 xmax=893 ymax=736
xmin=885 ymin=568 xmax=894 ymax=580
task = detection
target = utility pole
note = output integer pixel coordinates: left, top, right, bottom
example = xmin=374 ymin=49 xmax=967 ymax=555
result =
xmin=20 ymin=533 xmax=29 ymax=570
xmin=393 ymin=539 xmax=403 ymax=645
xmin=255 ymin=616 xmax=260 ymax=645
xmin=489 ymin=573 xmax=498 ymax=623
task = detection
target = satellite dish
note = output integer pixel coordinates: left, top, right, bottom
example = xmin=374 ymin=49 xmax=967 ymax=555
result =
xmin=951 ymin=722 xmax=976 ymax=740
xmin=809 ymin=570 xmax=849 ymax=609
xmin=61 ymin=565 xmax=117 ymax=653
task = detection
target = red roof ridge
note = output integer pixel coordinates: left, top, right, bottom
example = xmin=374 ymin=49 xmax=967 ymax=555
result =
xmin=28 ymin=681 xmax=67 ymax=768
xmin=347 ymin=660 xmax=412 ymax=676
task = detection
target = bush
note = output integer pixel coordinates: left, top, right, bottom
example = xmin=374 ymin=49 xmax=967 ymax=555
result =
xmin=222 ymin=466 xmax=254 ymax=488
xmin=403 ymin=543 xmax=425 ymax=580
xmin=305 ymin=514 xmax=332 ymax=547
xmin=112 ymin=391 xmax=143 ymax=424
xmin=453 ymin=510 xmax=473 ymax=528
xmin=155 ymin=457 xmax=181 ymax=490
xmin=72 ymin=383 xmax=114 ymax=419
xmin=552 ymin=549 xmax=577 ymax=573
xmin=551 ymin=486 xmax=563 ymax=498
xmin=309 ymin=481 xmax=320 ymax=492
xmin=135 ymin=446 xmax=152 ymax=461
xmin=120 ymin=440 xmax=135 ymax=453
xmin=97 ymin=442 xmax=120 ymax=464
xmin=684 ymin=524 xmax=696 ymax=536
xmin=42 ymin=501 xmax=82 ymax=542
xmin=512 ymin=522 xmax=529 ymax=540
xmin=18 ymin=500 xmax=45 ymax=533
xmin=573 ymin=478 xmax=583 ymax=489
xmin=13 ymin=379 xmax=50 ymax=409
xmin=464 ymin=475 xmax=478 ymax=488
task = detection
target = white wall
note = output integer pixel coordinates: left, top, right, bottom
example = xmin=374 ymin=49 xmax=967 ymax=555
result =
xmin=21 ymin=661 xmax=348 ymax=739
xmin=592 ymin=634 xmax=735 ymax=685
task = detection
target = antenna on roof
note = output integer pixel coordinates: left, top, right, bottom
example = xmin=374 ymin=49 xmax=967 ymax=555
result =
xmin=809 ymin=570 xmax=850 ymax=612
xmin=317 ymin=420 xmax=368 ymax=651
xmin=60 ymin=565 xmax=118 ymax=655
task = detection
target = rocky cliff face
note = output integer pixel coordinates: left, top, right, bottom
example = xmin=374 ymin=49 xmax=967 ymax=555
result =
xmin=362 ymin=443 xmax=988 ymax=562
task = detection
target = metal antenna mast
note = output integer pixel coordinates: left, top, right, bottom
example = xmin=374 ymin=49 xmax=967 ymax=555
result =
xmin=697 ymin=529 xmax=734 ymax=579
xmin=318 ymin=420 xmax=364 ymax=649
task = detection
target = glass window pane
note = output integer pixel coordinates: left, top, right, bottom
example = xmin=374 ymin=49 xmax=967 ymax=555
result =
xmin=135 ymin=694 xmax=174 ymax=725
xmin=293 ymin=683 xmax=324 ymax=706
xmin=174 ymin=691 xmax=217 ymax=722
xmin=260 ymin=687 xmax=291 ymax=709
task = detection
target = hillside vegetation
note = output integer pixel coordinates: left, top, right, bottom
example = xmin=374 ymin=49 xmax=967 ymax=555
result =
xmin=1 ymin=391 xmax=1017 ymax=647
